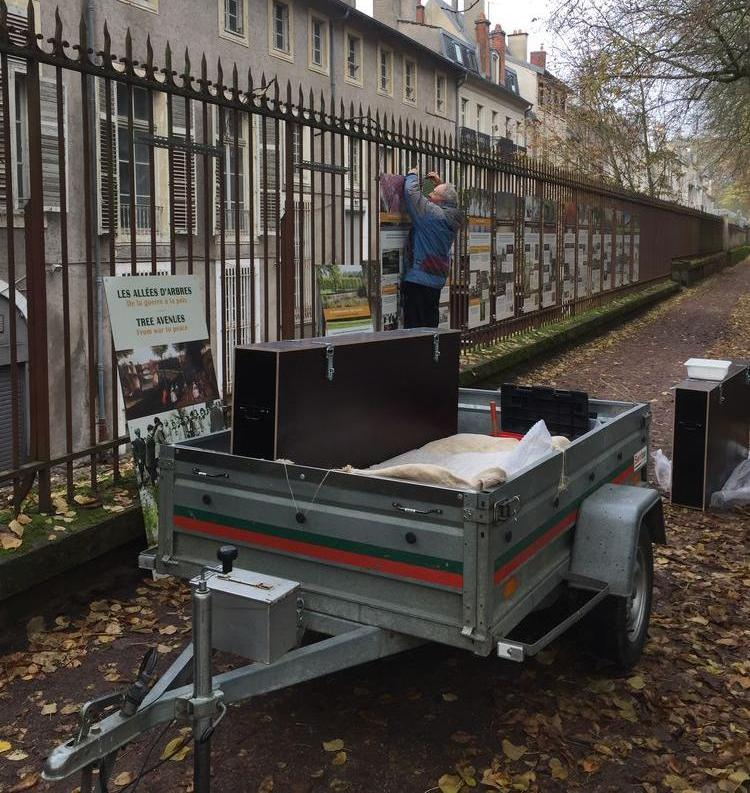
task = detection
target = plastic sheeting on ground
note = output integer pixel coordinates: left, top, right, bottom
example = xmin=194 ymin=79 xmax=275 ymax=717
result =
xmin=711 ymin=456 xmax=750 ymax=509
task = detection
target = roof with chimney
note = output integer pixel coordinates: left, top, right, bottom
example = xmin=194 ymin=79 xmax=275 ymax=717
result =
xmin=395 ymin=0 xmax=531 ymax=110
xmin=320 ymin=0 xmax=465 ymax=76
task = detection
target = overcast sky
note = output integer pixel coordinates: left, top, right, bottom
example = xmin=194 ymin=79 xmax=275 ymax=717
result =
xmin=356 ymin=0 xmax=558 ymax=67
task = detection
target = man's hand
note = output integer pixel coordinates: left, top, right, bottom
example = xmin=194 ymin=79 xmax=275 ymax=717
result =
xmin=426 ymin=170 xmax=441 ymax=185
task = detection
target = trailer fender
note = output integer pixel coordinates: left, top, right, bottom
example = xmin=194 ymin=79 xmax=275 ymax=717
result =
xmin=569 ymin=484 xmax=665 ymax=598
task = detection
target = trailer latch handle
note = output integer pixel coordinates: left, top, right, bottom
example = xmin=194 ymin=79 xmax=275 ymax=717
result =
xmin=392 ymin=502 xmax=443 ymax=516
xmin=494 ymin=495 xmax=520 ymax=522
xmin=192 ymin=467 xmax=229 ymax=479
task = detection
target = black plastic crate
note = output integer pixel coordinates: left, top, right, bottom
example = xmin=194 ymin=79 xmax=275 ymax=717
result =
xmin=500 ymin=384 xmax=590 ymax=439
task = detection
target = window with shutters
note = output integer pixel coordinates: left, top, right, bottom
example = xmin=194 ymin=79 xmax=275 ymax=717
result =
xmin=171 ymin=98 xmax=197 ymax=235
xmin=0 ymin=69 xmax=67 ymax=213
xmin=116 ymin=84 xmax=153 ymax=235
xmin=344 ymin=31 xmax=363 ymax=87
xmin=403 ymin=58 xmax=417 ymax=104
xmin=344 ymin=138 xmax=360 ymax=193
xmin=268 ymin=0 xmax=293 ymax=62
xmin=434 ymin=72 xmax=446 ymax=115
xmin=377 ymin=46 xmax=393 ymax=97
xmin=214 ymin=108 xmax=250 ymax=238
xmin=220 ymin=0 xmax=248 ymax=44
xmin=460 ymin=97 xmax=468 ymax=128
xmin=0 ymin=5 xmax=64 ymax=215
xmin=308 ymin=12 xmax=329 ymax=75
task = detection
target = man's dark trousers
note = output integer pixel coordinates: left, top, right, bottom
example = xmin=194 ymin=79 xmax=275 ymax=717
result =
xmin=402 ymin=280 xmax=441 ymax=328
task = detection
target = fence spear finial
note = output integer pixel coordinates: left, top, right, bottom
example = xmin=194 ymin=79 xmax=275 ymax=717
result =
xmin=199 ymin=52 xmax=208 ymax=93
xmin=51 ymin=7 xmax=64 ymax=55
xmin=77 ymin=12 xmax=89 ymax=62
xmin=183 ymin=47 xmax=192 ymax=91
xmin=216 ymin=58 xmax=224 ymax=95
xmin=25 ymin=0 xmax=37 ymax=49
xmin=145 ymin=34 xmax=154 ymax=79
xmin=124 ymin=27 xmax=134 ymax=74
xmin=0 ymin=1 xmax=8 ymax=47
xmin=102 ymin=21 xmax=112 ymax=69
xmin=163 ymin=40 xmax=174 ymax=85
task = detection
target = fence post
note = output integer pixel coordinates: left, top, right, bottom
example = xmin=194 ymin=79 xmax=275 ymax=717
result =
xmin=280 ymin=116 xmax=296 ymax=339
xmin=24 ymin=56 xmax=52 ymax=513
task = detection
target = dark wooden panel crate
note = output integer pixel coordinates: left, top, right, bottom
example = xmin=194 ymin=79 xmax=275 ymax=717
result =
xmin=672 ymin=362 xmax=749 ymax=510
xmin=231 ymin=329 xmax=460 ymax=469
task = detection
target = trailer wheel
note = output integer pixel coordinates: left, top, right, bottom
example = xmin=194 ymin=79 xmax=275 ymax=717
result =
xmin=588 ymin=525 xmax=654 ymax=670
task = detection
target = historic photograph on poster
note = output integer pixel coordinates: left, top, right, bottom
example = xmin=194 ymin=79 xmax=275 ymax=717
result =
xmin=116 ymin=340 xmax=219 ymax=421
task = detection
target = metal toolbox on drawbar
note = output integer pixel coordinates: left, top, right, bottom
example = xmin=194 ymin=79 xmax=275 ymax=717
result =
xmin=230 ymin=328 xmax=461 ymax=469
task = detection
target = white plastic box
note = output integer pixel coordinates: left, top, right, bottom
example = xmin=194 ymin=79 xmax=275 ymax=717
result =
xmin=684 ymin=358 xmax=732 ymax=381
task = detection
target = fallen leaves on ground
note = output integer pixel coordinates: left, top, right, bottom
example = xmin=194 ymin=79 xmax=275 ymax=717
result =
xmin=322 ymin=739 xmax=344 ymax=752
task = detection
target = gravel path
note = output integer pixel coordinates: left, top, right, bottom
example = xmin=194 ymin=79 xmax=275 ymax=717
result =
xmin=1 ymin=262 xmax=748 ymax=793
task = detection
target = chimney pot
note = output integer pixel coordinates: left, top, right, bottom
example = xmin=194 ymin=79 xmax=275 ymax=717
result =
xmin=530 ymin=50 xmax=547 ymax=69
xmin=474 ymin=11 xmax=491 ymax=79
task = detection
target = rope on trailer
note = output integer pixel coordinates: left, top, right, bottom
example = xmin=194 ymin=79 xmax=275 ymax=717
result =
xmin=556 ymin=447 xmax=569 ymax=496
xmin=283 ymin=463 xmax=335 ymax=523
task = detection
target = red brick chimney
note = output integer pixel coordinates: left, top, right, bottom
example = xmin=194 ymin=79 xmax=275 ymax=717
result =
xmin=530 ymin=50 xmax=547 ymax=70
xmin=415 ymin=1 xmax=425 ymax=24
xmin=474 ymin=11 xmax=491 ymax=79
xmin=489 ymin=23 xmax=506 ymax=85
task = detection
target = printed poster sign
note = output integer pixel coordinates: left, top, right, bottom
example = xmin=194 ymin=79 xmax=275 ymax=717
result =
xmin=317 ymin=264 xmax=374 ymax=336
xmin=104 ymin=275 xmax=223 ymax=545
xmin=379 ymin=226 xmax=410 ymax=330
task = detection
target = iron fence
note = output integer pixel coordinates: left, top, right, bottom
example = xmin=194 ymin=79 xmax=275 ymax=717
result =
xmin=0 ymin=2 xmax=725 ymax=509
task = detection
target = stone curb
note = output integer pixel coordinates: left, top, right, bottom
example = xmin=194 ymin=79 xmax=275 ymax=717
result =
xmin=0 ymin=507 xmax=144 ymax=603
xmin=459 ymin=281 xmax=679 ymax=386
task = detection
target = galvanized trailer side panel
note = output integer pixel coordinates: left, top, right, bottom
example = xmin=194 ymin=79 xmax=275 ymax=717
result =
xmin=157 ymin=391 xmax=650 ymax=657
xmin=158 ymin=442 xmax=490 ymax=652
xmin=479 ymin=399 xmax=649 ymax=640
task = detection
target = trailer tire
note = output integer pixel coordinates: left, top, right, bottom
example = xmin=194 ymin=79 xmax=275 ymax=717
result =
xmin=588 ymin=524 xmax=654 ymax=670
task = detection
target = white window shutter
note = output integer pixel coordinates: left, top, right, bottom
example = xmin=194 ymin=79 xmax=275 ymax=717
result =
xmin=171 ymin=99 xmax=197 ymax=235
xmin=254 ymin=115 xmax=279 ymax=237
xmin=0 ymin=11 xmax=29 ymax=207
xmin=40 ymin=77 xmax=65 ymax=212
xmin=95 ymin=78 xmax=118 ymax=234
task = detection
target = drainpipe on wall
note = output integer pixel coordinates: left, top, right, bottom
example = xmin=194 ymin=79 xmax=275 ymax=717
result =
xmin=87 ymin=0 xmax=108 ymax=448
xmin=455 ymin=71 xmax=467 ymax=140
xmin=523 ymin=106 xmax=530 ymax=151
xmin=329 ymin=6 xmax=351 ymax=107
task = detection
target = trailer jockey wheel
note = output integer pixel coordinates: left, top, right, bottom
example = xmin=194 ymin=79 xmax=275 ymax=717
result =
xmin=586 ymin=525 xmax=654 ymax=671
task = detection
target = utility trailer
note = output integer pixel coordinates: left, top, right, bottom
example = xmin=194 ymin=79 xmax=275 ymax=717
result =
xmin=44 ymin=387 xmax=665 ymax=792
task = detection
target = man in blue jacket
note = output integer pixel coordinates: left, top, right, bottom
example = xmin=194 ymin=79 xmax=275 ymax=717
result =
xmin=402 ymin=168 xmax=462 ymax=328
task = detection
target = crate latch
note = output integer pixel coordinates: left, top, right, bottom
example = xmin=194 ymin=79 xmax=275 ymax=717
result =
xmin=432 ymin=333 xmax=440 ymax=363
xmin=325 ymin=345 xmax=335 ymax=382
xmin=494 ymin=495 xmax=520 ymax=522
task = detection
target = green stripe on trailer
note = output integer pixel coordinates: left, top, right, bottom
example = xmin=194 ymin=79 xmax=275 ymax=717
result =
xmin=173 ymin=505 xmax=464 ymax=589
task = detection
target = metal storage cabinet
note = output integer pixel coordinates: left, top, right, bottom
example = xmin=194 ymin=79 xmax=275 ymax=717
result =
xmin=231 ymin=329 xmax=460 ymax=469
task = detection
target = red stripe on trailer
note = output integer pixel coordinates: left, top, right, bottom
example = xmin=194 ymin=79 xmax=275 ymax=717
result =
xmin=173 ymin=514 xmax=464 ymax=590
xmin=493 ymin=511 xmax=578 ymax=585
xmin=493 ymin=464 xmax=637 ymax=586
